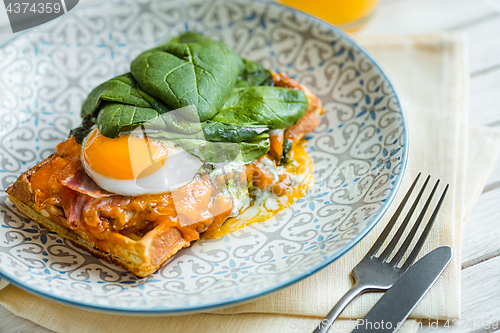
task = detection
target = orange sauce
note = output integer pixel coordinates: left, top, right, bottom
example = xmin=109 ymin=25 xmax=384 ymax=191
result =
xmin=29 ymin=137 xmax=81 ymax=213
xmin=202 ymin=139 xmax=314 ymax=239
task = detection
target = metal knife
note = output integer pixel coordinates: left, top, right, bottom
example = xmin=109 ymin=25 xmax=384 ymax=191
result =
xmin=351 ymin=246 xmax=452 ymax=333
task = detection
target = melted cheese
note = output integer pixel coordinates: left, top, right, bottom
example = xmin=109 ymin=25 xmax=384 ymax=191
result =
xmin=202 ymin=140 xmax=314 ymax=239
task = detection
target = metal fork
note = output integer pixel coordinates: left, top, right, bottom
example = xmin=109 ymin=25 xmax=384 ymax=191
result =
xmin=313 ymin=173 xmax=449 ymax=333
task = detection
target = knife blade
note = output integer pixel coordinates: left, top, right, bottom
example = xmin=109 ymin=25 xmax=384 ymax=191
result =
xmin=351 ymin=246 xmax=452 ymax=333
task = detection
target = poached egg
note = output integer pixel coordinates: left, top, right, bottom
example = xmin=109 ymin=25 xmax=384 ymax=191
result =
xmin=81 ymin=128 xmax=203 ymax=196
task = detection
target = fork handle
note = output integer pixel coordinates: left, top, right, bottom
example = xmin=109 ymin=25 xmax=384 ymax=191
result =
xmin=312 ymin=283 xmax=369 ymax=333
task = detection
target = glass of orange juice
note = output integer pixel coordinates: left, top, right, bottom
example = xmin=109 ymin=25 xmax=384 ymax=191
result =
xmin=279 ymin=0 xmax=379 ymax=32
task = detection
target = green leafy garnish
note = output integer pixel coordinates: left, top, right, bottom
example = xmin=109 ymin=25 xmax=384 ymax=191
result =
xmin=236 ymin=59 xmax=274 ymax=88
xmin=97 ymin=104 xmax=165 ymax=138
xmin=81 ymin=73 xmax=151 ymax=119
xmin=130 ymin=32 xmax=244 ymax=122
xmin=77 ymin=32 xmax=309 ymax=163
xmin=212 ymin=86 xmax=308 ymax=129
xmin=203 ymin=121 xmax=267 ymax=143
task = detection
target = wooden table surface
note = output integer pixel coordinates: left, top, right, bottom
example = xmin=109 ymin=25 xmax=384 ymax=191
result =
xmin=1 ymin=0 xmax=500 ymax=332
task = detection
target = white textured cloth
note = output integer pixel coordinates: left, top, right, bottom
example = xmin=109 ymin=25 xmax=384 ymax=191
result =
xmin=0 ymin=278 xmax=8 ymax=291
xmin=1 ymin=34 xmax=500 ymax=333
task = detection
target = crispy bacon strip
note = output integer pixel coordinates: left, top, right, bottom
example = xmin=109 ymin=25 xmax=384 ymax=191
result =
xmin=58 ymin=168 xmax=114 ymax=199
xmin=68 ymin=193 xmax=91 ymax=229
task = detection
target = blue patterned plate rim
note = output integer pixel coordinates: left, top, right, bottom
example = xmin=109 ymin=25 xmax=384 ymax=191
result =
xmin=0 ymin=0 xmax=409 ymax=314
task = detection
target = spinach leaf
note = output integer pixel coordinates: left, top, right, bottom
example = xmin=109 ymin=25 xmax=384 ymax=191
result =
xmin=171 ymin=139 xmax=242 ymax=164
xmin=236 ymin=58 xmax=274 ymax=88
xmin=145 ymin=125 xmax=269 ymax=163
xmin=136 ymin=84 xmax=172 ymax=114
xmin=130 ymin=32 xmax=244 ymax=122
xmin=97 ymin=103 xmax=165 ymax=138
xmin=237 ymin=133 xmax=271 ymax=163
xmin=81 ymin=73 xmax=151 ymax=118
xmin=203 ymin=121 xmax=267 ymax=143
xmin=161 ymin=106 xmax=206 ymax=134
xmin=164 ymin=132 xmax=270 ymax=164
xmin=212 ymin=86 xmax=308 ymax=130
xmin=144 ymin=119 xmax=267 ymax=143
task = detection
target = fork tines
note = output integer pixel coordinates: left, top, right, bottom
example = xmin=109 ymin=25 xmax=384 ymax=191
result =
xmin=367 ymin=173 xmax=449 ymax=270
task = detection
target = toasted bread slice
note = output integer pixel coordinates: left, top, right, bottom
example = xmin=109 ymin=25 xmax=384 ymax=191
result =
xmin=7 ymin=169 xmax=190 ymax=277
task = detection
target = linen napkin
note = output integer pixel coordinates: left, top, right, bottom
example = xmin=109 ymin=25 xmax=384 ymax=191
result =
xmin=1 ymin=33 xmax=500 ymax=333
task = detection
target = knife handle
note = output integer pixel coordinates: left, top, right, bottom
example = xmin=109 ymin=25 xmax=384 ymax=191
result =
xmin=313 ymin=283 xmax=369 ymax=333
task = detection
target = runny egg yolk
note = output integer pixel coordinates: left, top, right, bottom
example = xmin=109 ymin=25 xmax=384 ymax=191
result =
xmin=83 ymin=128 xmax=169 ymax=180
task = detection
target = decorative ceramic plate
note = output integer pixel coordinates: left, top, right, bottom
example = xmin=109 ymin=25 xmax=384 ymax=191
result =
xmin=0 ymin=0 xmax=408 ymax=313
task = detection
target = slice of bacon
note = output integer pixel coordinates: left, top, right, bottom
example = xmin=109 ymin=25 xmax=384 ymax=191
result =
xmin=58 ymin=168 xmax=115 ymax=199
xmin=68 ymin=193 xmax=91 ymax=229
